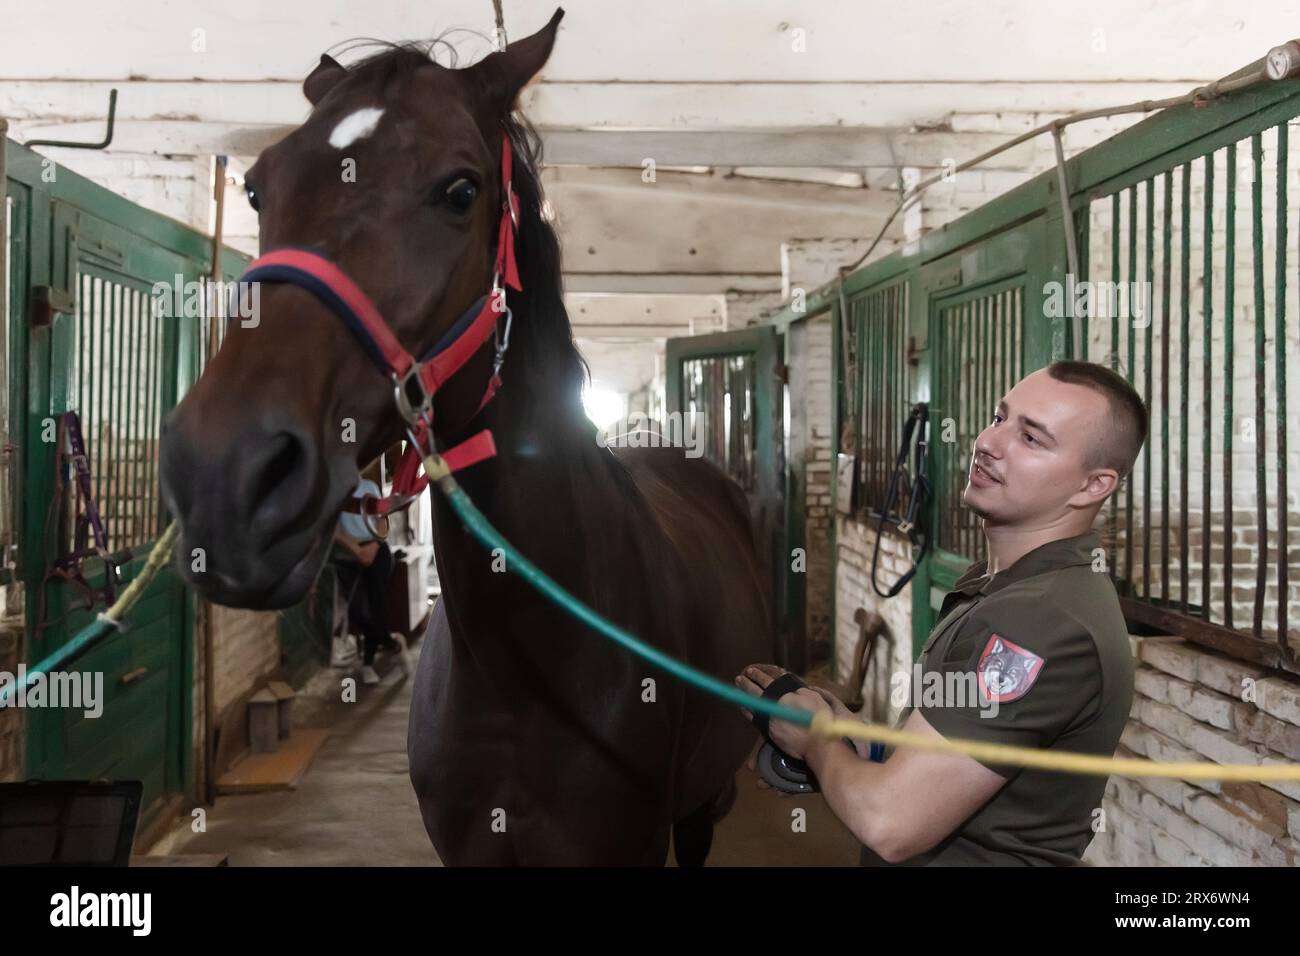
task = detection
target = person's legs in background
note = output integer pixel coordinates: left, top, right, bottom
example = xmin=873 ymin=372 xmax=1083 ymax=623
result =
xmin=333 ymin=559 xmax=374 ymax=680
xmin=356 ymin=542 xmax=395 ymax=669
xmin=333 ymin=544 xmax=407 ymax=685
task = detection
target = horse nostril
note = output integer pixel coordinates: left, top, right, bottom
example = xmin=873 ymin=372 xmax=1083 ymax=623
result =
xmin=251 ymin=432 xmax=304 ymax=508
xmin=234 ymin=424 xmax=318 ymax=538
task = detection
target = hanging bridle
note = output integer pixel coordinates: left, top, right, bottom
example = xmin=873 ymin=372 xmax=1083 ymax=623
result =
xmin=870 ymin=402 xmax=931 ymax=598
xmin=237 ymin=130 xmax=522 ymax=533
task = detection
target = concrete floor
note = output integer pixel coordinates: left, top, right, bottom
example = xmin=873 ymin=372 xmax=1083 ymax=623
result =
xmin=158 ymin=640 xmax=861 ymax=867
xmin=161 ymin=653 xmax=440 ymax=866
xmin=698 ymin=768 xmax=861 ymax=866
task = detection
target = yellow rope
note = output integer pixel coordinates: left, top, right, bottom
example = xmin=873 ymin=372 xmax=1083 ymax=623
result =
xmin=811 ymin=712 xmax=1300 ymax=782
xmin=103 ymin=521 xmax=179 ymax=624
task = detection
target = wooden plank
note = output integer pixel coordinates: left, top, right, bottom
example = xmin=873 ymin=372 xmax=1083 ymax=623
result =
xmin=0 ymin=79 xmax=1220 ymax=130
xmin=215 ymin=729 xmax=330 ymax=794
xmin=1120 ymin=598 xmax=1300 ymax=675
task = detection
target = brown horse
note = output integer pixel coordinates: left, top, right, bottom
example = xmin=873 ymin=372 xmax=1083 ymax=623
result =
xmin=159 ymin=9 xmax=771 ymax=865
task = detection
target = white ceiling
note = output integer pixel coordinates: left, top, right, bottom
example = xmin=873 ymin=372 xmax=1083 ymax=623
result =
xmin=0 ymin=0 xmax=1284 ymax=82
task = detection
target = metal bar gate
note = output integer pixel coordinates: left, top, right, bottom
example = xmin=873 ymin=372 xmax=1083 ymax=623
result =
xmin=765 ymin=56 xmax=1300 ymax=674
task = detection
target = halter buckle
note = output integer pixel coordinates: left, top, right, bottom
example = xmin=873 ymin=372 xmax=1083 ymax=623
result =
xmin=493 ymin=305 xmax=514 ymax=376
xmin=392 ymin=365 xmax=432 ymax=426
xmin=504 ymin=187 xmax=518 ymax=229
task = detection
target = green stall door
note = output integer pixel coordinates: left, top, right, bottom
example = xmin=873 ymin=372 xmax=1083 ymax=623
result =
xmin=665 ymin=326 xmax=788 ymax=664
xmin=22 ymin=196 xmax=200 ymax=826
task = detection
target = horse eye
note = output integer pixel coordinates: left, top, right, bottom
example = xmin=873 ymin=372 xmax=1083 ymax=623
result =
xmin=245 ymin=185 xmax=260 ymax=213
xmin=444 ymin=178 xmax=477 ymax=212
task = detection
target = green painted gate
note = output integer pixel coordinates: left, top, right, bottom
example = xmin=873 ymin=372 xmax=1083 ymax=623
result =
xmin=765 ymin=59 xmax=1300 ymax=671
xmin=5 ymin=139 xmax=249 ymax=827
xmin=664 ymin=327 xmax=790 ymax=662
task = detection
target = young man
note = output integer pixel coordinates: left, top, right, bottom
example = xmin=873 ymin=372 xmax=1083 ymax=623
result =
xmin=737 ymin=360 xmax=1147 ymax=865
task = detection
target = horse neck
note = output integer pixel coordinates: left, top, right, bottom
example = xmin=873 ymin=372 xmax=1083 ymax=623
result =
xmin=425 ymin=310 xmax=622 ymax=639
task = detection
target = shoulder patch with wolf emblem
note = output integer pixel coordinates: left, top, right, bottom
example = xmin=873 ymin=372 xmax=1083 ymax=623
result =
xmin=977 ymin=634 xmax=1045 ymax=703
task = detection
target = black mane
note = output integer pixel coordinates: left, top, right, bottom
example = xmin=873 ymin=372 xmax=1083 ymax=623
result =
xmin=333 ymin=38 xmax=591 ymax=426
xmin=498 ymin=110 xmax=590 ymax=420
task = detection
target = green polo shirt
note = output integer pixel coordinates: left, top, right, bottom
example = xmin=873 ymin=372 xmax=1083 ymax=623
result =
xmin=861 ymin=530 xmax=1135 ymax=866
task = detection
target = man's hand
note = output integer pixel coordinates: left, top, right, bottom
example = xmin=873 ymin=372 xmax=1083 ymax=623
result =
xmin=357 ymin=541 xmax=380 ymax=566
xmin=804 ymin=686 xmax=874 ymax=759
xmin=734 ymin=664 xmax=831 ymax=761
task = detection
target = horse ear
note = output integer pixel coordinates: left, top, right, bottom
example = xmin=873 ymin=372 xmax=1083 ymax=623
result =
xmin=471 ymin=7 xmax=564 ymax=113
xmin=303 ymin=53 xmax=348 ymax=106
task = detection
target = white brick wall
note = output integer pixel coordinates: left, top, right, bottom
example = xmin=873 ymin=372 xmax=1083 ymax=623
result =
xmin=30 ymin=149 xmax=211 ymax=232
xmin=782 ymin=238 xmax=882 ymax=300
xmin=209 ymin=604 xmax=280 ymax=717
xmin=834 ymin=516 xmax=914 ymax=724
xmin=1085 ymin=637 xmax=1300 ymax=866
xmin=924 ymin=110 xmax=1145 ymax=233
xmin=724 ymin=290 xmax=785 ymax=329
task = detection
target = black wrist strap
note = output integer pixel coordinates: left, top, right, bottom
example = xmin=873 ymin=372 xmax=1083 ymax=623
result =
xmin=751 ymin=672 xmax=807 ymax=743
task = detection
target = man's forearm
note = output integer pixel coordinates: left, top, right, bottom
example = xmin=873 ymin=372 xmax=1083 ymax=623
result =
xmin=805 ymin=736 xmax=903 ymax=860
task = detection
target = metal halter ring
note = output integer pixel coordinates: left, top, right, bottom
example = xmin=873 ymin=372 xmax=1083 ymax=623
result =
xmin=357 ymin=494 xmax=390 ymax=542
xmin=392 ymin=365 xmax=433 ymax=426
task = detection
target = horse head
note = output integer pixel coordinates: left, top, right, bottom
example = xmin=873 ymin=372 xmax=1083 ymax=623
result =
xmin=159 ymin=9 xmax=566 ymax=608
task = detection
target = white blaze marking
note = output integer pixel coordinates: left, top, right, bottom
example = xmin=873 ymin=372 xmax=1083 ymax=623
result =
xmin=329 ymin=107 xmax=385 ymax=149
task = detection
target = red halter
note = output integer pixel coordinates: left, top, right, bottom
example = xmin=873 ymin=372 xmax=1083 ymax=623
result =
xmin=238 ymin=131 xmax=522 ymax=522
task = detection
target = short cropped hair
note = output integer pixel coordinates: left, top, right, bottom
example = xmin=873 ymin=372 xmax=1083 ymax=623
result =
xmin=1045 ymin=360 xmax=1148 ymax=480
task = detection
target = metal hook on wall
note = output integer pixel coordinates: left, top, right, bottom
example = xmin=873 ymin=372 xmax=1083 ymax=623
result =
xmin=25 ymin=88 xmax=118 ymax=150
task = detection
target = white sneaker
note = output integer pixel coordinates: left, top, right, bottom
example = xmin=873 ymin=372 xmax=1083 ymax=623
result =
xmin=331 ymin=635 xmax=358 ymax=667
xmin=360 ymin=665 xmax=380 ymax=685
